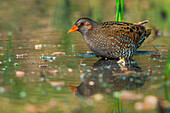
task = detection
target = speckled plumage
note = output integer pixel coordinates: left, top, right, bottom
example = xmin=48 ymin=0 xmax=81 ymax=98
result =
xmin=70 ymin=18 xmax=151 ymax=59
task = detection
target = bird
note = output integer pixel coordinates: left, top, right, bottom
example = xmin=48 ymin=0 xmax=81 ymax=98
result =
xmin=68 ymin=18 xmax=151 ymax=59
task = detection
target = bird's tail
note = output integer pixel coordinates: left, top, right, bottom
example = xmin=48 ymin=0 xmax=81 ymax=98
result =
xmin=134 ymin=20 xmax=149 ymax=26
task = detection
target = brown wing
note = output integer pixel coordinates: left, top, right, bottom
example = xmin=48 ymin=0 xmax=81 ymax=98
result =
xmin=99 ymin=21 xmax=147 ymax=49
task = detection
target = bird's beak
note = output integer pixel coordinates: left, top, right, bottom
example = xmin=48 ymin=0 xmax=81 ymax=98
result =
xmin=68 ymin=24 xmax=78 ymax=33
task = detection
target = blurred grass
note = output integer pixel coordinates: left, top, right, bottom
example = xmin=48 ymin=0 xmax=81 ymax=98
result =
xmin=165 ymin=52 xmax=170 ymax=81
xmin=3 ymin=32 xmax=14 ymax=85
xmin=111 ymin=92 xmax=123 ymax=113
xmin=164 ymin=51 xmax=170 ymax=102
xmin=89 ymin=0 xmax=103 ymax=22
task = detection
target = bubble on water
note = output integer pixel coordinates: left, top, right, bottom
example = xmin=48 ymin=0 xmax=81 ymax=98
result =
xmin=155 ymin=65 xmax=160 ymax=68
xmin=20 ymin=91 xmax=27 ymax=98
xmin=43 ymin=44 xmax=47 ymax=47
xmin=113 ymin=91 xmax=121 ymax=98
xmin=130 ymin=78 xmax=134 ymax=82
xmin=1 ymin=68 xmax=6 ymax=70
xmin=86 ymin=51 xmax=90 ymax=53
xmin=154 ymin=77 xmax=158 ymax=80
xmin=99 ymin=78 xmax=103 ymax=83
xmin=0 ymin=87 xmax=5 ymax=94
xmin=56 ymin=87 xmax=62 ymax=91
xmin=122 ymin=77 xmax=126 ymax=80
xmin=99 ymin=74 xmax=103 ymax=78
xmin=89 ymin=81 xmax=94 ymax=86
xmin=40 ymin=77 xmax=45 ymax=81
xmin=81 ymin=64 xmax=86 ymax=66
xmin=7 ymin=32 xmax=12 ymax=36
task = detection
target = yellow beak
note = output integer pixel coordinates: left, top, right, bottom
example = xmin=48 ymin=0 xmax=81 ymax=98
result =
xmin=68 ymin=24 xmax=78 ymax=33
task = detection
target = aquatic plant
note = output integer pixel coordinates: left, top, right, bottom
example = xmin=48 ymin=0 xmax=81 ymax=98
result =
xmin=3 ymin=32 xmax=14 ymax=79
xmin=111 ymin=92 xmax=123 ymax=113
xmin=164 ymin=51 xmax=170 ymax=102
xmin=115 ymin=0 xmax=124 ymax=22
xmin=165 ymin=52 xmax=170 ymax=81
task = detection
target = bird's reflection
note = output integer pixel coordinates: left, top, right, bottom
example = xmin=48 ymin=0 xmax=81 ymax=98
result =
xmin=70 ymin=59 xmax=150 ymax=97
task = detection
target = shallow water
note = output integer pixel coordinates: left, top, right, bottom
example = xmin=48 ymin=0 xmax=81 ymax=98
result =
xmin=0 ymin=0 xmax=170 ymax=113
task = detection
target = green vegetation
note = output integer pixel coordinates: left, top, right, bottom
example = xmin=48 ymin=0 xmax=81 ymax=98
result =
xmin=115 ymin=0 xmax=124 ymax=22
xmin=164 ymin=52 xmax=170 ymax=102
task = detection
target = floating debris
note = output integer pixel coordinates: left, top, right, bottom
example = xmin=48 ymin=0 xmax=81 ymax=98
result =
xmin=134 ymin=95 xmax=158 ymax=110
xmin=76 ymin=53 xmax=97 ymax=58
xmin=40 ymin=72 xmax=47 ymax=82
xmin=158 ymin=100 xmax=170 ymax=113
xmin=0 ymin=87 xmax=11 ymax=94
xmin=52 ymin=52 xmax=65 ymax=56
xmin=35 ymin=44 xmax=42 ymax=50
xmin=14 ymin=63 xmax=19 ymax=67
xmin=39 ymin=64 xmax=49 ymax=68
xmin=89 ymin=81 xmax=94 ymax=86
xmin=93 ymin=94 xmax=104 ymax=101
xmin=42 ymin=56 xmax=56 ymax=60
xmin=150 ymin=53 xmax=161 ymax=58
xmin=49 ymin=81 xmax=65 ymax=87
xmin=16 ymin=54 xmax=27 ymax=58
xmin=134 ymin=102 xmax=144 ymax=111
xmin=68 ymin=68 xmax=73 ymax=72
xmin=79 ymin=70 xmax=83 ymax=73
xmin=121 ymin=91 xmax=143 ymax=101
xmin=163 ymin=29 xmax=168 ymax=37
xmin=8 ymin=58 xmax=12 ymax=62
xmin=25 ymin=99 xmax=57 ymax=113
xmin=144 ymin=95 xmax=158 ymax=108
xmin=47 ymin=70 xmax=59 ymax=75
xmin=16 ymin=71 xmax=25 ymax=78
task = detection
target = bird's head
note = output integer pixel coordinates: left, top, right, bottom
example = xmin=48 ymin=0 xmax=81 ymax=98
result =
xmin=68 ymin=18 xmax=97 ymax=34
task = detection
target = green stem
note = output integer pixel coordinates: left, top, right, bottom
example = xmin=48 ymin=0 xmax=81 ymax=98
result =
xmin=165 ymin=52 xmax=170 ymax=80
xmin=120 ymin=0 xmax=124 ymax=22
xmin=115 ymin=0 xmax=120 ymax=22
xmin=164 ymin=83 xmax=170 ymax=102
xmin=164 ymin=51 xmax=170 ymax=102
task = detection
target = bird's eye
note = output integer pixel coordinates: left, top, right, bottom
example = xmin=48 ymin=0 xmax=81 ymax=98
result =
xmin=80 ymin=22 xmax=84 ymax=26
